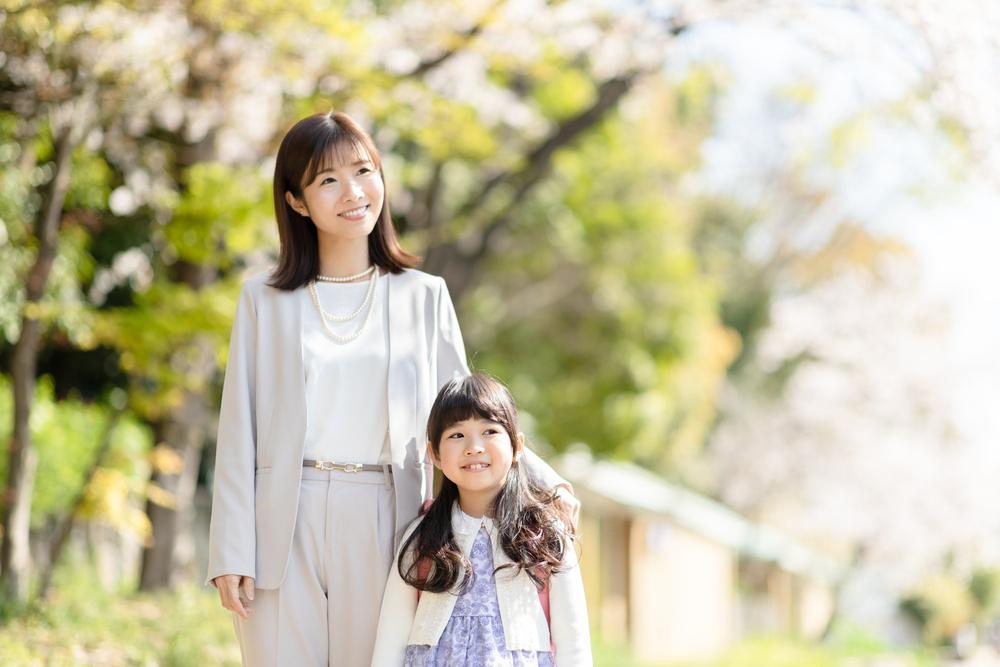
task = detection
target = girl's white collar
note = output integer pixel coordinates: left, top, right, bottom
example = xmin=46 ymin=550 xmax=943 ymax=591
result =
xmin=451 ymin=502 xmax=493 ymax=535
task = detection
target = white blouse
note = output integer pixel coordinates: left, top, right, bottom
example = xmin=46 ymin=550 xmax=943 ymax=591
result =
xmin=300 ymin=274 xmax=390 ymax=464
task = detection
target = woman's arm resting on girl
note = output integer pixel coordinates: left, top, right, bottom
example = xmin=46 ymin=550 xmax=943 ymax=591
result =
xmin=435 ymin=276 xmax=581 ymax=524
xmin=550 ymin=539 xmax=593 ymax=666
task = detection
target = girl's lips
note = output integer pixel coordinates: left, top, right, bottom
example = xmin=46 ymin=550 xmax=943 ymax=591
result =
xmin=461 ymin=462 xmax=491 ymax=471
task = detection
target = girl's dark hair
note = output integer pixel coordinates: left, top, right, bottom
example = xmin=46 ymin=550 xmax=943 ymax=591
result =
xmin=399 ymin=373 xmax=573 ymax=594
xmin=268 ymin=111 xmax=419 ymax=290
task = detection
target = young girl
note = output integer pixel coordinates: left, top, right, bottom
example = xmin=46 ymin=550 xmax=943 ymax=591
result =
xmin=372 ymin=373 xmax=592 ymax=666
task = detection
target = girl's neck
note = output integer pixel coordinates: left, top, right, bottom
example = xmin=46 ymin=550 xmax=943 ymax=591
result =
xmin=316 ymin=233 xmax=371 ymax=279
xmin=457 ymin=490 xmax=498 ymax=519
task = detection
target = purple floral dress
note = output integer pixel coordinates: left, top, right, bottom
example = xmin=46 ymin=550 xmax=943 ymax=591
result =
xmin=404 ymin=527 xmax=554 ymax=667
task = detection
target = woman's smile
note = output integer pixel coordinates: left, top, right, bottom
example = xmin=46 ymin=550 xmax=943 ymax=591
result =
xmin=340 ymin=204 xmax=369 ymax=220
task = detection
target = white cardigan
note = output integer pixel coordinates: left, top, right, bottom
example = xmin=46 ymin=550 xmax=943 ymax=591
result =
xmin=371 ymin=503 xmax=593 ymax=666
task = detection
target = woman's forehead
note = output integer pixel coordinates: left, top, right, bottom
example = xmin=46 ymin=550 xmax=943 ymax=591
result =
xmin=314 ymin=140 xmax=374 ymax=171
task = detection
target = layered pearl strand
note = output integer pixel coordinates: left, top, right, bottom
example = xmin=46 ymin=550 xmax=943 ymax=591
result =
xmin=308 ymin=265 xmax=379 ymax=344
xmin=316 ymin=265 xmax=375 ymax=283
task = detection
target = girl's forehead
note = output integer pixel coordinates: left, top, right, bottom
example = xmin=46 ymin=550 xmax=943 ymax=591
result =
xmin=447 ymin=415 xmax=502 ymax=428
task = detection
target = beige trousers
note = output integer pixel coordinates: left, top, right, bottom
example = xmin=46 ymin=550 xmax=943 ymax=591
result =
xmin=233 ymin=466 xmax=396 ymax=667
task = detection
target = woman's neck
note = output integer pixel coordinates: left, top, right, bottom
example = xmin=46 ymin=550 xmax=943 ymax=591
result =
xmin=316 ymin=233 xmax=371 ymax=279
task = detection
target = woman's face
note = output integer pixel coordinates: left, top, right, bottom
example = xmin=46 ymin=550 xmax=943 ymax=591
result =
xmin=285 ymin=144 xmax=385 ymax=242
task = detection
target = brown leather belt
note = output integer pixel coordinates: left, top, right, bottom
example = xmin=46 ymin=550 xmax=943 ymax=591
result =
xmin=302 ymin=460 xmax=391 ymax=473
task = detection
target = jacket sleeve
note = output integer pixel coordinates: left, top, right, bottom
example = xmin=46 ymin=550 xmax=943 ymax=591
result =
xmin=435 ymin=276 xmax=471 ymax=389
xmin=550 ymin=536 xmax=593 ymax=666
xmin=371 ymin=522 xmax=421 ymax=667
xmin=426 ymin=277 xmax=472 ymax=499
xmin=205 ymin=281 xmax=258 ymax=586
xmin=433 ymin=276 xmax=567 ymax=492
xmin=521 ymin=446 xmax=569 ymax=492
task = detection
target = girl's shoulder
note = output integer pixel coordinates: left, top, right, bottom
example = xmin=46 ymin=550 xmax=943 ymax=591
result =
xmin=398 ymin=513 xmax=427 ymax=552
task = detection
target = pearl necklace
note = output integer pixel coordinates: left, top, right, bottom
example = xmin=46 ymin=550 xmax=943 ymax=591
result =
xmin=316 ymin=265 xmax=375 ymax=283
xmin=308 ymin=269 xmax=378 ymax=343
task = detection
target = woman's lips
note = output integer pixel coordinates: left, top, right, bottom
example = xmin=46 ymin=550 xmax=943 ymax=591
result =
xmin=339 ymin=204 xmax=369 ymax=220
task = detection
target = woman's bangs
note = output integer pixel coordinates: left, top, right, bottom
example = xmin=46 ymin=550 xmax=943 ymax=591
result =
xmin=302 ymin=133 xmax=377 ymax=188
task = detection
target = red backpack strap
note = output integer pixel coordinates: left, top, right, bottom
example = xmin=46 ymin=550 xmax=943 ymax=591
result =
xmin=533 ymin=565 xmax=553 ymax=654
xmin=416 ymin=557 xmax=430 ymax=602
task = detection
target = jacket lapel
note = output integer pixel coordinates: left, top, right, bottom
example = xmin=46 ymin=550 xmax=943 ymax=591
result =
xmin=386 ymin=271 xmax=418 ymax=465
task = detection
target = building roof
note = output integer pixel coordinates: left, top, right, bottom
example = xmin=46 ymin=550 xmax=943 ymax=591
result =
xmin=555 ymin=450 xmax=844 ymax=584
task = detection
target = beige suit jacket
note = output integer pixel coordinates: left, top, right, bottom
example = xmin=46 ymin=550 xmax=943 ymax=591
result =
xmin=205 ymin=268 xmax=562 ymax=589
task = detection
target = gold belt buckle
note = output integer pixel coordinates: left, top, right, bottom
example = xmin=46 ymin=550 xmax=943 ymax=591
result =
xmin=314 ymin=460 xmax=361 ymax=473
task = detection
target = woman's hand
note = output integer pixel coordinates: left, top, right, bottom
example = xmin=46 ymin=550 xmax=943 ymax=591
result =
xmin=554 ymin=484 xmax=581 ymax=531
xmin=214 ymin=574 xmax=255 ymax=619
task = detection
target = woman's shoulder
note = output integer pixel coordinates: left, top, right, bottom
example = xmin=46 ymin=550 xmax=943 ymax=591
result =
xmin=393 ymin=267 xmax=447 ymax=290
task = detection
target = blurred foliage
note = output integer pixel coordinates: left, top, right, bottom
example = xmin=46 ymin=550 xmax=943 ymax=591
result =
xmin=164 ymin=163 xmax=272 ymax=269
xmin=592 ymin=631 xmax=940 ymax=667
xmin=467 ymin=78 xmax=736 ymax=467
xmin=0 ymin=112 xmax=103 ymax=348
xmin=0 ymin=375 xmax=153 ymax=539
xmin=901 ymin=567 xmax=1000 ymax=646
xmin=0 ymin=561 xmax=239 ymax=666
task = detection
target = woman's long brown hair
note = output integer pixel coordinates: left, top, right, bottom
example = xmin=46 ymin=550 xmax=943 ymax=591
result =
xmin=268 ymin=111 xmax=419 ymax=290
xmin=398 ymin=373 xmax=574 ymax=593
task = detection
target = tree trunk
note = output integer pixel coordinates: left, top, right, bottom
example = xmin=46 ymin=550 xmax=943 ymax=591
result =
xmin=0 ymin=119 xmax=76 ymax=603
xmin=136 ymin=78 xmax=220 ymax=589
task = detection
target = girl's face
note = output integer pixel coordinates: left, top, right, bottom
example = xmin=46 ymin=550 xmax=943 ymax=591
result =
xmin=285 ymin=144 xmax=385 ymax=242
xmin=430 ymin=416 xmax=524 ymax=503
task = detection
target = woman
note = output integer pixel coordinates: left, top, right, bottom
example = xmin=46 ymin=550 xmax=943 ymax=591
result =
xmin=205 ymin=111 xmax=577 ymax=667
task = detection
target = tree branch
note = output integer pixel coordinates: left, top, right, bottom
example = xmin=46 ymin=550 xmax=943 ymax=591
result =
xmin=425 ymin=71 xmax=643 ymax=297
xmin=405 ymin=0 xmax=503 ymax=78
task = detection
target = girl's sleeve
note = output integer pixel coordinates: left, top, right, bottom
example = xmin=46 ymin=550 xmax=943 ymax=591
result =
xmin=371 ymin=528 xmax=421 ymax=667
xmin=550 ymin=537 xmax=594 ymax=666
xmin=205 ymin=282 xmax=258 ymax=586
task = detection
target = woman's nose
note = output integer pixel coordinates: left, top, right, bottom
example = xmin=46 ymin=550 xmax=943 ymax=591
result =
xmin=342 ymin=179 xmax=363 ymax=200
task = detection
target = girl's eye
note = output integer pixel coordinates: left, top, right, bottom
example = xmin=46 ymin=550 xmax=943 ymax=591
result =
xmin=484 ymin=429 xmax=499 ymax=435
xmin=358 ymin=167 xmax=372 ymax=174
xmin=447 ymin=432 xmax=463 ymax=439
xmin=321 ymin=177 xmax=337 ymax=185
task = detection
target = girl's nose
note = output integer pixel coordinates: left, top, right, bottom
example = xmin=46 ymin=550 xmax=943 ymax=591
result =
xmin=464 ymin=438 xmax=485 ymax=454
